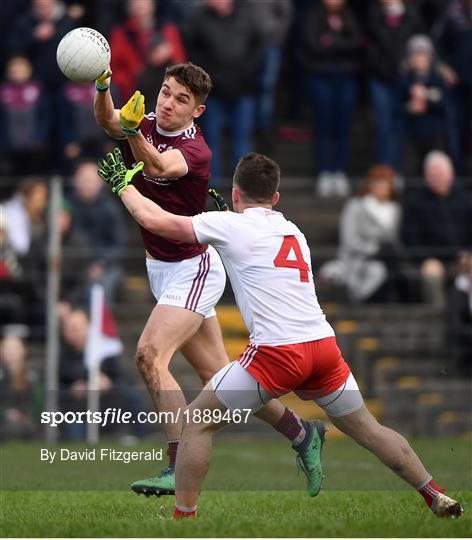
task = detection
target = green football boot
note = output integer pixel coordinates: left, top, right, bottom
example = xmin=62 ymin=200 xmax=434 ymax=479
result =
xmin=295 ymin=420 xmax=326 ymax=497
xmin=131 ymin=465 xmax=175 ymax=497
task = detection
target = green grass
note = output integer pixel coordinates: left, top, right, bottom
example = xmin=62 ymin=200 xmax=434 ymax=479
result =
xmin=1 ymin=436 xmax=471 ymax=537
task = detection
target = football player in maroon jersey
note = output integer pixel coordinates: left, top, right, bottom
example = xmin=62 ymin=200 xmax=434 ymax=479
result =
xmin=93 ymin=64 xmax=320 ymax=497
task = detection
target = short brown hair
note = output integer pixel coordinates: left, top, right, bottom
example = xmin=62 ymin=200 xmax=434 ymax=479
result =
xmin=233 ymin=153 xmax=281 ymax=203
xmin=164 ymin=63 xmax=212 ymax=105
xmin=359 ymin=164 xmax=397 ymax=199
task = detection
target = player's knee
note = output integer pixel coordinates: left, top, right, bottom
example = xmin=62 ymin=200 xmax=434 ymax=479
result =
xmin=182 ymin=411 xmax=210 ymax=436
xmin=135 ymin=343 xmax=167 ymax=379
xmin=347 ymin=414 xmax=383 ymax=448
xmin=195 ymin=367 xmax=214 ymax=385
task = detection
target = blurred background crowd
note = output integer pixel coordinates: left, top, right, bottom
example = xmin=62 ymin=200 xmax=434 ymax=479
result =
xmin=0 ymin=0 xmax=470 ymax=442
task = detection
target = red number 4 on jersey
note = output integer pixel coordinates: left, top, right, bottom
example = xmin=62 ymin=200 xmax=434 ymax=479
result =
xmin=273 ymin=235 xmax=310 ymax=282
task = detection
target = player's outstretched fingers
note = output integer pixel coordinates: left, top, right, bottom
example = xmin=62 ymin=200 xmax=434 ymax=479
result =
xmin=113 ymin=147 xmax=123 ymax=163
xmin=135 ymin=92 xmax=145 ymax=117
xmin=106 ymin=151 xmax=116 ymax=167
xmin=97 ymin=163 xmax=109 ymax=181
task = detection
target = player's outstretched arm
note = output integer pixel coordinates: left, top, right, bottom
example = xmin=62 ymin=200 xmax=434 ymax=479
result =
xmin=98 ymin=148 xmax=197 ymax=243
xmin=94 ymin=69 xmax=123 ymax=139
xmin=120 ymin=91 xmax=188 ymax=179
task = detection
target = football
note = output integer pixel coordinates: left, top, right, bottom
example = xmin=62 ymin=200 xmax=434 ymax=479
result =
xmin=56 ymin=27 xmax=111 ymax=83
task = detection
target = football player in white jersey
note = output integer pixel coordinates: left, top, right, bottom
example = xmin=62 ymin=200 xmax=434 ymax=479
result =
xmin=94 ymin=63 xmax=324 ymax=497
xmin=98 ymin=149 xmax=463 ymax=520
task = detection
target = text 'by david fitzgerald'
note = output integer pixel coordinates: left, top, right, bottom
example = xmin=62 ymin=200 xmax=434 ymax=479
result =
xmin=40 ymin=448 xmax=163 ymax=464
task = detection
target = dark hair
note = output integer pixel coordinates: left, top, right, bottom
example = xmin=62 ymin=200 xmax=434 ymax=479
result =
xmin=164 ymin=63 xmax=212 ymax=105
xmin=233 ymin=153 xmax=280 ymax=203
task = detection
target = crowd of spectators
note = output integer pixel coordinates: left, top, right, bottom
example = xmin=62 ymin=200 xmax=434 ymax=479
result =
xmin=0 ymin=0 xmax=470 ymax=181
xmin=0 ymin=0 xmax=470 ymax=439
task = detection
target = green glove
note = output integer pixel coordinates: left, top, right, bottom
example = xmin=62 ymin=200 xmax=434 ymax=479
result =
xmin=208 ymin=188 xmax=229 ymax=211
xmin=97 ymin=148 xmax=144 ymax=197
xmin=96 ymin=69 xmax=112 ymax=92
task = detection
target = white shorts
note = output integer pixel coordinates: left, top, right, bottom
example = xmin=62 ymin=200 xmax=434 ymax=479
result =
xmin=146 ymin=245 xmax=226 ymax=319
xmin=211 ymin=361 xmax=364 ymax=417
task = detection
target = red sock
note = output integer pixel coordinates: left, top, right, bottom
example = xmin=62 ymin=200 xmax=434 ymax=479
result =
xmin=173 ymin=506 xmax=197 ymax=519
xmin=167 ymin=441 xmax=179 ymax=467
xmin=418 ymin=479 xmax=445 ymax=508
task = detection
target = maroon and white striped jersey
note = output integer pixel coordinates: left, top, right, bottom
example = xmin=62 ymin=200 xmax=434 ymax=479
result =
xmin=121 ymin=113 xmax=212 ymax=262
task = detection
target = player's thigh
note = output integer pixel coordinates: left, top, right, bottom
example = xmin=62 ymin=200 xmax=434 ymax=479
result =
xmin=184 ymin=382 xmax=229 ymax=433
xmin=138 ymin=304 xmax=204 ymax=365
xmin=327 ymin=403 xmax=381 ymax=445
xmin=314 ymin=372 xmax=364 ymax=418
xmin=180 ymin=315 xmax=229 ymax=383
xmin=211 ymin=361 xmax=273 ymax=414
xmin=147 ymin=246 xmax=226 ymax=319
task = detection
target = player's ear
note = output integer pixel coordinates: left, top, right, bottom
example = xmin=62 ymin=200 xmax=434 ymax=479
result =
xmin=272 ymin=191 xmax=280 ymax=206
xmin=232 ymin=186 xmax=239 ymax=203
xmin=193 ymin=104 xmax=206 ymax=119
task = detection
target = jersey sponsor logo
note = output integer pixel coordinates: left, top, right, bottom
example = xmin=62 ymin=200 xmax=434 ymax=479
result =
xmin=142 ymin=145 xmax=177 ymax=185
xmin=157 ymin=144 xmax=174 ymax=153
xmin=142 ymin=171 xmax=177 ymax=185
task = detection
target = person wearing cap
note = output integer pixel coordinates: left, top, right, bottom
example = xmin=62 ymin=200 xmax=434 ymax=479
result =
xmin=397 ymin=34 xmax=450 ymax=174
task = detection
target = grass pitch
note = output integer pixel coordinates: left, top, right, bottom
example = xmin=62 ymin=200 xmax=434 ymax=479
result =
xmin=1 ymin=436 xmax=470 ymax=537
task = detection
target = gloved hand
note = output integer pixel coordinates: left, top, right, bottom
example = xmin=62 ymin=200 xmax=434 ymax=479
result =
xmin=208 ymin=188 xmax=229 ymax=211
xmin=120 ymin=90 xmax=145 ymax=136
xmin=97 ymin=148 xmax=144 ymax=197
xmin=95 ymin=68 xmax=112 ymax=92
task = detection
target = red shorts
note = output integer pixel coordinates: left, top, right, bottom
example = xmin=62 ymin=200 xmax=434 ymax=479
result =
xmin=238 ymin=337 xmax=350 ymax=400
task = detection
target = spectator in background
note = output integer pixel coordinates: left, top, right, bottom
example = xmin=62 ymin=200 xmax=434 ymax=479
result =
xmin=398 ymin=35 xmax=450 ymax=174
xmin=249 ymin=0 xmax=293 ymax=148
xmin=7 ymin=0 xmax=76 ymax=169
xmin=58 ymin=305 xmax=147 ymax=440
xmin=26 ymin=200 xmax=94 ymax=337
xmin=302 ymin=0 xmax=363 ymax=197
xmin=320 ymin=165 xmax=402 ymax=302
xmin=0 ymin=56 xmax=49 ymax=176
xmin=0 ymin=180 xmax=48 ymax=329
xmin=136 ymin=34 xmax=181 ymax=108
xmin=58 ymin=307 xmax=120 ymax=440
xmin=184 ymin=0 xmax=264 ymax=181
xmin=0 ymin=213 xmax=28 ymax=327
xmin=2 ymin=180 xmax=48 ymax=257
xmin=60 ymin=81 xmax=108 ymax=167
xmin=70 ymin=160 xmax=125 ymax=303
xmin=366 ymin=0 xmax=422 ymax=170
xmin=8 ymin=0 xmax=75 ymax=88
xmin=447 ymin=251 xmax=472 ymax=377
xmin=0 ymin=334 xmax=37 ymax=441
xmin=284 ymin=0 xmax=313 ymax=123
xmin=0 ymin=0 xmax=29 ymax=74
xmin=402 ymin=151 xmax=472 ymax=307
xmin=435 ymin=0 xmax=472 ymax=174
xmin=109 ymin=0 xmax=186 ymax=104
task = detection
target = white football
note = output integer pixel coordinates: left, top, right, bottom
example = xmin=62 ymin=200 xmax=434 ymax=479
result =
xmin=56 ymin=27 xmax=111 ymax=83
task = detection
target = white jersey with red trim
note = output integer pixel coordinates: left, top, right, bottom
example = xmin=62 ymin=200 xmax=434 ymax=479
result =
xmin=191 ymin=207 xmax=335 ymax=346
